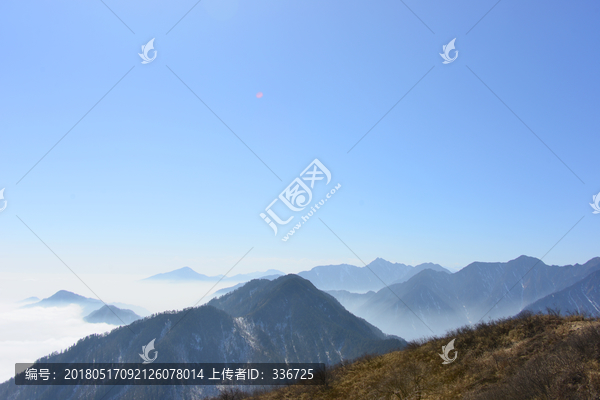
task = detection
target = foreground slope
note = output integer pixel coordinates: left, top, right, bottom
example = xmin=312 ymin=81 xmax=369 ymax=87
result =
xmin=236 ymin=313 xmax=600 ymax=400
xmin=0 ymin=275 xmax=404 ymax=400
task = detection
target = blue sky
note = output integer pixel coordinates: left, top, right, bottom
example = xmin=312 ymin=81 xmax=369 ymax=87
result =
xmin=1 ymin=0 xmax=599 ymax=277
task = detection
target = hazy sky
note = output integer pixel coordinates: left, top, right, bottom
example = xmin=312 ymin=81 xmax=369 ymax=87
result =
xmin=1 ymin=0 xmax=599 ymax=281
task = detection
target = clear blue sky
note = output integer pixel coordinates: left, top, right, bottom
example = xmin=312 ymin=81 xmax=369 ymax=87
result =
xmin=1 ymin=0 xmax=598 ymax=276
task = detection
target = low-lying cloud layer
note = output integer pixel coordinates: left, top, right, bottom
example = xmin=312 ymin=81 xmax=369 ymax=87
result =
xmin=0 ymin=304 xmax=115 ymax=383
xmin=0 ymin=274 xmax=246 ymax=383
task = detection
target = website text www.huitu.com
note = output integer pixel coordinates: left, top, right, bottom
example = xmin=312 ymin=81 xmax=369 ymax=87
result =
xmin=281 ymin=183 xmax=341 ymax=241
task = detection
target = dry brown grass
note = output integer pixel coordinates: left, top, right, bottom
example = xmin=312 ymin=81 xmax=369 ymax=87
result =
xmin=207 ymin=312 xmax=600 ymax=400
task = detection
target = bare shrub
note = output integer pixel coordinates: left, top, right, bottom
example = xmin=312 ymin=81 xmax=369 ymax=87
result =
xmin=545 ymin=307 xmax=561 ymax=317
xmin=370 ymin=360 xmax=429 ymax=400
xmin=311 ymin=364 xmax=335 ymax=389
xmin=206 ymin=386 xmax=249 ymax=400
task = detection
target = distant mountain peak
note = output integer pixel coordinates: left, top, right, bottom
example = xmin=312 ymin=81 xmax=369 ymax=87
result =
xmin=175 ymin=266 xmax=194 ymax=271
xmin=513 ymin=255 xmax=542 ymax=262
xmin=84 ymin=305 xmax=141 ymax=325
xmin=142 ymin=267 xmax=221 ymax=281
xmin=143 ymin=267 xmax=284 ymax=282
xmin=47 ymin=290 xmax=92 ymax=302
xmin=368 ymin=257 xmax=396 ymax=265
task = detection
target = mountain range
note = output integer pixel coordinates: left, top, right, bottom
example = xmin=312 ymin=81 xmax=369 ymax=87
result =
xmin=1 ymin=275 xmax=404 ymax=399
xmin=143 ymin=259 xmax=449 ymax=293
xmin=7 ymin=255 xmax=600 ymax=399
xmin=297 ymin=258 xmax=450 ymax=292
xmin=331 ymin=255 xmax=600 ymax=340
xmin=139 ymin=256 xmax=600 ymax=341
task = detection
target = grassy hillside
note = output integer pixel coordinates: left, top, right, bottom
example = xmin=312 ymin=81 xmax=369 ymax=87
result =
xmin=210 ymin=312 xmax=600 ymax=400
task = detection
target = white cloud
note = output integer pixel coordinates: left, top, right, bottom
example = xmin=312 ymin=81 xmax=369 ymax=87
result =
xmin=0 ymin=304 xmax=115 ymax=383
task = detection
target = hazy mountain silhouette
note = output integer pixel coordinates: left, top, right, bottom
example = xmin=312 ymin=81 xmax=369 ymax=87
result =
xmin=389 ymin=262 xmax=450 ymax=284
xmin=23 ymin=290 xmax=149 ymax=317
xmin=297 ymin=258 xmax=449 ymax=292
xmin=325 ymin=290 xmax=377 ymax=315
xmin=228 ymin=270 xmax=284 ymax=281
xmin=1 ymin=275 xmax=405 ymax=399
xmin=15 ymin=296 xmax=39 ymax=304
xmin=84 ymin=305 xmax=141 ymax=325
xmin=23 ymin=290 xmax=104 ymax=315
xmin=141 ymin=259 xmax=447 ymax=292
xmin=142 ymin=266 xmax=223 ymax=281
xmin=349 ymin=256 xmax=600 ymax=340
xmin=142 ymin=266 xmax=284 ymax=282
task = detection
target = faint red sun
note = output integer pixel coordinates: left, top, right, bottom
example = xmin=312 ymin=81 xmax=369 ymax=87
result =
xmin=256 ymin=92 xmax=263 ymax=98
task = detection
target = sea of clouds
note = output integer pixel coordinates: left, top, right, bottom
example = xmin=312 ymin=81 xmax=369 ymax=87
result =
xmin=0 ymin=273 xmax=242 ymax=383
